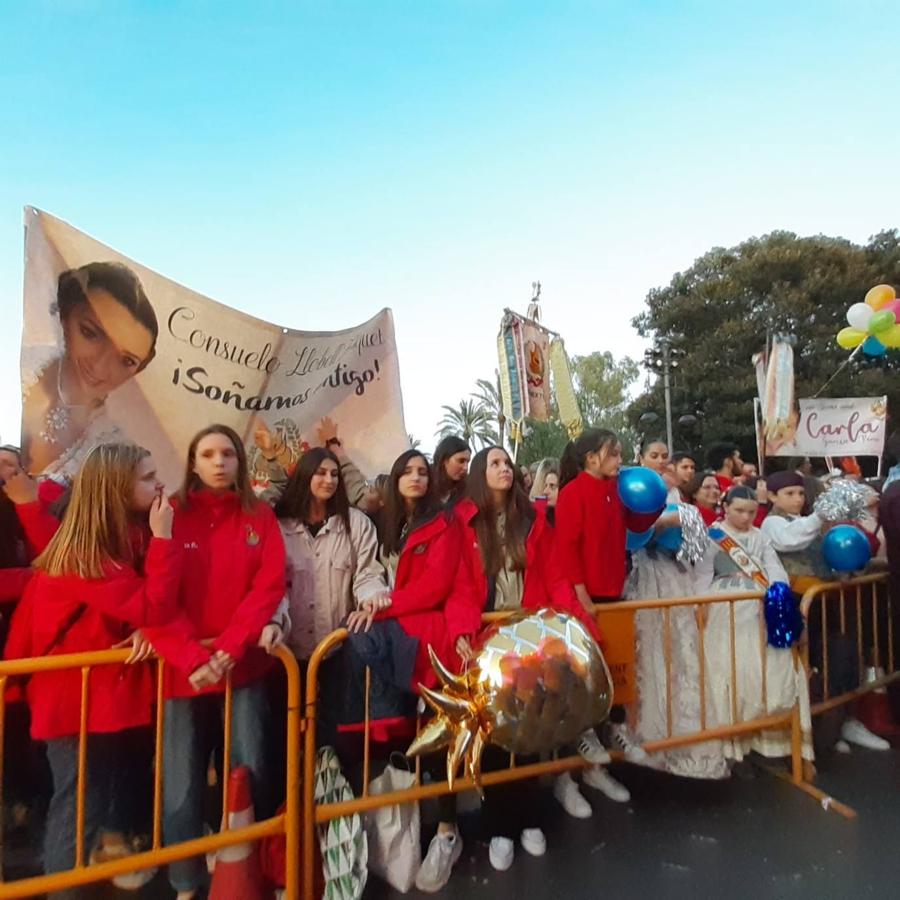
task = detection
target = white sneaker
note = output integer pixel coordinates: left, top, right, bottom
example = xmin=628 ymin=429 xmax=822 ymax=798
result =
xmin=415 ymin=827 xmax=463 ymax=892
xmin=520 ymin=828 xmax=546 ymax=857
xmin=841 ymin=717 xmax=891 ymax=751
xmin=577 ymin=728 xmax=611 ymax=765
xmin=489 ymin=836 xmax=514 ymax=871
xmin=582 ymin=765 xmax=630 ymax=803
xmin=553 ymin=772 xmax=592 ymax=819
xmin=607 ymin=723 xmax=650 ymax=764
xmin=834 ymin=739 xmax=852 ymax=754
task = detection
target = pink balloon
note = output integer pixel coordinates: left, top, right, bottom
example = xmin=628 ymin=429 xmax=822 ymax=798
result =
xmin=886 ymin=299 xmax=900 ymax=319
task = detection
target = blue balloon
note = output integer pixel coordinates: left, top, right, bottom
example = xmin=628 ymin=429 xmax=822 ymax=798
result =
xmin=626 ymin=528 xmax=654 ymax=551
xmin=653 ymin=502 xmax=682 ymax=551
xmin=822 ymin=524 xmax=872 ymax=573
xmin=863 ymin=335 xmax=887 ymax=357
xmin=618 ymin=467 xmax=667 ymax=515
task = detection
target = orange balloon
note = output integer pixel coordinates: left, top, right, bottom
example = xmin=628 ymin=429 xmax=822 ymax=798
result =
xmin=865 ymin=284 xmax=896 ymax=310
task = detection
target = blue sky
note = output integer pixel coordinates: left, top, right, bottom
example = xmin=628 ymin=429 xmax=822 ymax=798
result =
xmin=1 ymin=1 xmax=898 ymax=453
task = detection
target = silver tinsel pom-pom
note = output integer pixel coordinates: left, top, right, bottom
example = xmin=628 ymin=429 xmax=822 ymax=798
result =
xmin=677 ymin=503 xmax=708 ymax=564
xmin=814 ymin=479 xmax=869 ymax=523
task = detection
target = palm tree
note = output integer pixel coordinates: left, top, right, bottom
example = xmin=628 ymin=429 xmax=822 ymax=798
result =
xmin=473 ymin=374 xmax=506 ymax=447
xmin=436 ymin=399 xmax=499 ymax=449
xmin=407 ymin=434 xmax=421 ymax=450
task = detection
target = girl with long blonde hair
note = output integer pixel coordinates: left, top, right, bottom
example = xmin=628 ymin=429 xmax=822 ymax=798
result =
xmin=6 ymin=442 xmax=180 ymax=883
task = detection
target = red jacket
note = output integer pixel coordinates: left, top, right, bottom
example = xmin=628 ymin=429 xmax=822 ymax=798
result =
xmin=445 ymin=498 xmax=601 ymax=648
xmin=14 ymin=480 xmax=65 ymax=558
xmin=4 ymin=538 xmax=182 ymax=740
xmin=555 ymin=472 xmax=660 ymax=599
xmin=696 ymin=504 xmax=721 ymax=527
xmin=375 ymin=511 xmax=460 ymax=691
xmin=146 ymin=491 xmax=286 ymax=699
xmin=0 ymin=569 xmax=33 ymax=604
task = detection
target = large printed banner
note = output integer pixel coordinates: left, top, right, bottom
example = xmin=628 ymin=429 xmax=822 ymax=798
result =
xmin=20 ymin=208 xmax=408 ymax=487
xmin=760 ymin=396 xmax=888 ymax=459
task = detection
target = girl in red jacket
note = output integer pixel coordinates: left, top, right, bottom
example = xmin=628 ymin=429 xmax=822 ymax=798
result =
xmin=555 ymin=428 xmax=661 ymax=807
xmin=446 ymin=445 xmax=605 ymax=872
xmin=371 ymin=449 xmax=462 ymax=894
xmin=5 ymin=442 xmax=180 ymax=882
xmin=147 ymin=425 xmax=287 ymax=900
xmin=373 ymin=450 xmax=460 ymax=686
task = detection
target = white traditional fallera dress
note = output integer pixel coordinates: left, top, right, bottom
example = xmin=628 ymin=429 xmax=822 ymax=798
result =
xmin=626 ymin=542 xmax=730 ymax=780
xmin=693 ymin=523 xmax=813 ymax=761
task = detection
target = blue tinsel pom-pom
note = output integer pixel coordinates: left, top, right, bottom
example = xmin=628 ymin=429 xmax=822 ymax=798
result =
xmin=764 ymin=581 xmax=804 ymax=648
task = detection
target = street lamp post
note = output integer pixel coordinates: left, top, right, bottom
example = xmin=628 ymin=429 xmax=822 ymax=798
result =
xmin=643 ymin=337 xmax=684 ymax=452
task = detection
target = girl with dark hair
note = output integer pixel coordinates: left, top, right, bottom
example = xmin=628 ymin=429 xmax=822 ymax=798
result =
xmin=22 ymin=262 xmax=159 ymax=481
xmin=432 ymin=435 xmax=471 ymax=506
xmin=694 ymin=485 xmax=814 ymax=771
xmin=373 ymin=449 xmax=463 ymax=893
xmin=274 ymin=446 xmax=389 ymax=744
xmin=446 ymin=445 xmax=601 ymax=870
xmin=639 ymin=437 xmax=680 ymax=503
xmin=374 ymin=450 xmax=458 ymax=685
xmin=5 ymin=442 xmax=180 ymax=886
xmin=147 ymin=424 xmax=286 ymax=900
xmin=555 ymin=428 xmax=663 ymax=805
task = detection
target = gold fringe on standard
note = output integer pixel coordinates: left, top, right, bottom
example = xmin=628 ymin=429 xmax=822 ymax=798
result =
xmin=550 ymin=337 xmax=583 ymax=438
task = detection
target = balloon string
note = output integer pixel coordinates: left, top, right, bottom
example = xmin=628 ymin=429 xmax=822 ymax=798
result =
xmin=813 ymin=344 xmax=862 ymax=398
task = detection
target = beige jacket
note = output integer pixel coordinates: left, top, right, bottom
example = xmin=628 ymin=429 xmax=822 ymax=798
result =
xmin=280 ymin=507 xmax=386 ymax=660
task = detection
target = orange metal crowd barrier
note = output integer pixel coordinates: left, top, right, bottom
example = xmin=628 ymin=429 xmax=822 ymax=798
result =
xmin=0 ymin=644 xmax=302 ymax=899
xmin=3 ymin=575 xmax=891 ymax=897
xmin=301 ymin=588 xmax=831 ymax=900
xmin=800 ymin=572 xmax=896 ymax=712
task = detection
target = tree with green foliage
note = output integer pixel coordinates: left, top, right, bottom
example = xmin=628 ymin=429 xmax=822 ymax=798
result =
xmin=473 ymin=376 xmax=506 ymax=447
xmin=436 ymin=399 xmax=498 ymax=449
xmin=630 ymin=230 xmax=900 ymax=459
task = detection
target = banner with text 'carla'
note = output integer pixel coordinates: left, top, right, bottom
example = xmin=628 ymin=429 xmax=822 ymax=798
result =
xmin=20 ymin=208 xmax=408 ymax=488
xmin=760 ymin=396 xmax=887 ymax=459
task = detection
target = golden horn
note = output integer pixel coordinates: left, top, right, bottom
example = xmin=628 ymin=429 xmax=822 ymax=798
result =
xmin=446 ymin=726 xmax=474 ymax=791
xmin=406 ymin=716 xmax=454 ymax=758
xmin=418 ymin=683 xmax=473 ymax=719
xmin=467 ymin=728 xmax=486 ymax=798
xmin=428 ymin=644 xmax=468 ymax=693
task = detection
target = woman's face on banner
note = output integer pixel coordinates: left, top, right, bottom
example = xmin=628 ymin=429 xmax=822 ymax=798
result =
xmin=62 ymin=287 xmax=154 ymax=401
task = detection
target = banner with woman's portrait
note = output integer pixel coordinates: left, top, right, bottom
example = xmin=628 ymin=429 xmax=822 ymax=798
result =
xmin=20 ymin=207 xmax=409 ymax=488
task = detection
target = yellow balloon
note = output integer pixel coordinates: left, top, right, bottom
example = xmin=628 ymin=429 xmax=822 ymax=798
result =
xmin=836 ymin=327 xmax=866 ymax=349
xmin=880 ymin=324 xmax=900 ymax=349
xmin=865 ymin=284 xmax=896 ymax=310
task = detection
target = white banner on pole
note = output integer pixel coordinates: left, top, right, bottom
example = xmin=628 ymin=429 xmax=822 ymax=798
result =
xmin=760 ymin=396 xmax=888 ymax=459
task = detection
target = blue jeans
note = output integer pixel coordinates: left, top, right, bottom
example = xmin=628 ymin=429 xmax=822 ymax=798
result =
xmin=163 ymin=682 xmax=269 ymax=893
xmin=45 ymin=729 xmax=150 ymax=899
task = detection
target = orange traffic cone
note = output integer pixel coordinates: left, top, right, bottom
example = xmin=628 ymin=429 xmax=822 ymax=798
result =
xmin=209 ymin=766 xmax=271 ymax=900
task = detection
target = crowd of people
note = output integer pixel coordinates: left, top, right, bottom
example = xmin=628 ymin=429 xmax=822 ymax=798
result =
xmin=0 ymin=423 xmax=898 ymax=897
